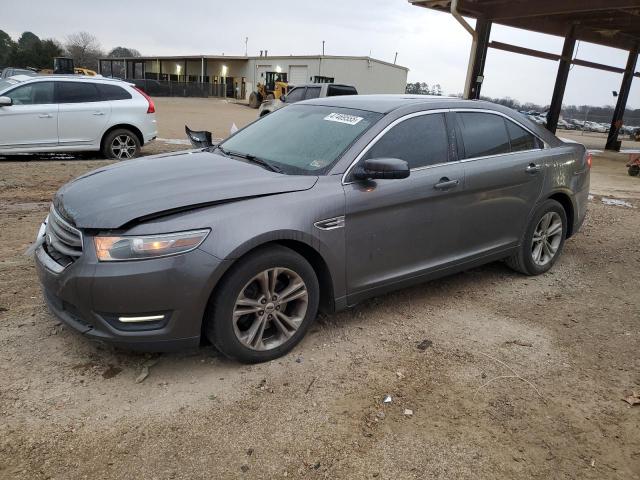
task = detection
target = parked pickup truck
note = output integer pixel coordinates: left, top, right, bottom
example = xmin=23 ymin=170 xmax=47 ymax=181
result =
xmin=258 ymin=83 xmax=357 ymax=117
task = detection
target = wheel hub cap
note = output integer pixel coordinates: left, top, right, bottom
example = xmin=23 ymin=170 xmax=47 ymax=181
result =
xmin=531 ymin=211 xmax=563 ymax=267
xmin=232 ymin=267 xmax=309 ymax=351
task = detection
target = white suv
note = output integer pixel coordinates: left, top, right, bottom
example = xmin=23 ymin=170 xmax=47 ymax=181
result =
xmin=0 ymin=75 xmax=157 ymax=159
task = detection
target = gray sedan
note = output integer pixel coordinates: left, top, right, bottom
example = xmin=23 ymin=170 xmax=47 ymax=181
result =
xmin=34 ymin=95 xmax=590 ymax=363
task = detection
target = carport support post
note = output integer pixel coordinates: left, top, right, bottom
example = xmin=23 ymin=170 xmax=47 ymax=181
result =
xmin=547 ymin=25 xmax=576 ymax=134
xmin=468 ymin=18 xmax=492 ymax=100
xmin=605 ymin=46 xmax=639 ymax=151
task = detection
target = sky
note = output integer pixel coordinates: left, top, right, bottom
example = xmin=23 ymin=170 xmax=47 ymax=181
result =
xmin=3 ymin=0 xmax=639 ymax=108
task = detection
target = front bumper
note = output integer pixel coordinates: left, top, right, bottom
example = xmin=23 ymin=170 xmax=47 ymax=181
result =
xmin=35 ymin=231 xmax=229 ymax=352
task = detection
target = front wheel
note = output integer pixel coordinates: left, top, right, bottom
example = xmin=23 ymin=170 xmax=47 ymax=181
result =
xmin=205 ymin=245 xmax=320 ymax=363
xmin=102 ymin=129 xmax=141 ymax=160
xmin=506 ymin=199 xmax=567 ymax=275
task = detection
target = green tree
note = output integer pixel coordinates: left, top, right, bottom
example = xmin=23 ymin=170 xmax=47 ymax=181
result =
xmin=0 ymin=30 xmax=16 ymax=66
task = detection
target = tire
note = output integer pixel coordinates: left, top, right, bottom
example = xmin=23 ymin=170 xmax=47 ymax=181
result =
xmin=101 ymin=129 xmax=141 ymax=160
xmin=205 ymin=245 xmax=320 ymax=363
xmin=506 ymin=199 xmax=567 ymax=276
xmin=628 ymin=165 xmax=640 ymax=177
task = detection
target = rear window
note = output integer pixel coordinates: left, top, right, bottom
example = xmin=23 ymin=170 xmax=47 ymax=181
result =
xmin=505 ymin=119 xmax=541 ymax=151
xmin=327 ymin=85 xmax=357 ymax=96
xmin=56 ymin=82 xmax=101 ymax=103
xmin=97 ymin=83 xmax=132 ymax=101
xmin=457 ymin=112 xmax=511 ymax=158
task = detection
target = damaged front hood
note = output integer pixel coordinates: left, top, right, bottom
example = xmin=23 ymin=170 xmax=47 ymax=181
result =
xmin=54 ymin=150 xmax=318 ymax=229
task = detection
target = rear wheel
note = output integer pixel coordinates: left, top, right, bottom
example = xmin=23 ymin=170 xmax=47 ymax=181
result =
xmin=506 ymin=199 xmax=567 ymax=275
xmin=628 ymin=165 xmax=640 ymax=176
xmin=101 ymin=129 xmax=141 ymax=160
xmin=205 ymin=245 xmax=319 ymax=363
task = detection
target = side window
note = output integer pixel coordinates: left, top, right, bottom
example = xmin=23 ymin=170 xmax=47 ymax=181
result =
xmin=304 ymin=87 xmax=321 ymax=99
xmin=97 ymin=84 xmax=132 ymax=101
xmin=285 ymin=87 xmax=305 ymax=103
xmin=505 ymin=119 xmax=541 ymax=151
xmin=327 ymin=85 xmax=357 ymax=96
xmin=457 ymin=112 xmax=510 ymax=158
xmin=5 ymin=82 xmax=54 ymax=105
xmin=56 ymin=82 xmax=101 ymax=103
xmin=364 ymin=113 xmax=449 ymax=169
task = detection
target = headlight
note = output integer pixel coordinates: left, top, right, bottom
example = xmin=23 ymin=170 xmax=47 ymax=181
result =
xmin=94 ymin=229 xmax=210 ymax=261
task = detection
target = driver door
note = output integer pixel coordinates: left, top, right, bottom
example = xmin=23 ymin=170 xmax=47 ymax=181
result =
xmin=344 ymin=112 xmax=466 ymax=303
xmin=0 ymin=81 xmax=58 ymax=149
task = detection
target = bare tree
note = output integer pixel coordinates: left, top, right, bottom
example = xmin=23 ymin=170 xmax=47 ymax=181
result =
xmin=64 ymin=31 xmax=104 ymax=70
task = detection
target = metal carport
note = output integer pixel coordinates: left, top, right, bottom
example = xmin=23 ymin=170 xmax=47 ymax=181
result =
xmin=409 ymin=0 xmax=640 ymax=150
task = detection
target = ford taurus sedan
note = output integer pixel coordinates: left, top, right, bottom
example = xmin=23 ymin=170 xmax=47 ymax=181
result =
xmin=33 ymin=95 xmax=590 ymax=363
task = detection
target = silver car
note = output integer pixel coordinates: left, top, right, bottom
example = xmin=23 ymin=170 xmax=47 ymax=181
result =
xmin=34 ymin=95 xmax=590 ymax=363
xmin=0 ymin=75 xmax=157 ymax=158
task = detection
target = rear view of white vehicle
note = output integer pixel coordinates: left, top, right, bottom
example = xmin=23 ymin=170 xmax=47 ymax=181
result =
xmin=0 ymin=75 xmax=157 ymax=159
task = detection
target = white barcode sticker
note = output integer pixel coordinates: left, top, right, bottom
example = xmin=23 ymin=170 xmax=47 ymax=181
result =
xmin=324 ymin=112 xmax=363 ymax=125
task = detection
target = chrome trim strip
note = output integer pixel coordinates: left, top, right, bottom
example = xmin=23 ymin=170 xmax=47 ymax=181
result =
xmin=50 ymin=204 xmax=84 ymax=250
xmin=118 ymin=314 xmax=165 ymax=323
xmin=35 ymin=246 xmax=64 ymax=274
xmin=341 ymin=107 xmax=548 ymax=185
xmin=314 ymin=216 xmax=345 ymax=231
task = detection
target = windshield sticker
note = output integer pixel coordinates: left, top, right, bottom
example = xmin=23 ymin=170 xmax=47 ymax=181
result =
xmin=324 ymin=113 xmax=363 ymax=125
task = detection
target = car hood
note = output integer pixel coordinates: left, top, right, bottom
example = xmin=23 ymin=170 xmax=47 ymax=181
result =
xmin=54 ymin=150 xmax=318 ymax=229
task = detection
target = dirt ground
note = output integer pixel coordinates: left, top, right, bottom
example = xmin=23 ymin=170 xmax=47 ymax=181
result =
xmin=0 ymin=99 xmax=639 ymax=479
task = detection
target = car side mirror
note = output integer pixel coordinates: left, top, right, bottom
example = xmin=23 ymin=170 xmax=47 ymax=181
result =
xmin=0 ymin=96 xmax=12 ymax=107
xmin=185 ymin=125 xmax=213 ymax=148
xmin=353 ymin=158 xmax=410 ymax=180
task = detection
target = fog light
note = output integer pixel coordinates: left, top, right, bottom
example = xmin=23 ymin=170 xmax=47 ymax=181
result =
xmin=118 ymin=314 xmax=165 ymax=323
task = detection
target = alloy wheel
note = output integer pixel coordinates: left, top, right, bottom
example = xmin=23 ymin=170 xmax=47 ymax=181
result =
xmin=110 ymin=135 xmax=137 ymax=159
xmin=232 ymin=268 xmax=309 ymax=351
xmin=531 ymin=211 xmax=563 ymax=266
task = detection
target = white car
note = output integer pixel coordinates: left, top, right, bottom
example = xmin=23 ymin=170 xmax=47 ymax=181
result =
xmin=0 ymin=75 xmax=157 ymax=159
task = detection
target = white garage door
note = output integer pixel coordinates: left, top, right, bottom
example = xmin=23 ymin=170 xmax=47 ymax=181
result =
xmin=289 ymin=66 xmax=309 ymax=86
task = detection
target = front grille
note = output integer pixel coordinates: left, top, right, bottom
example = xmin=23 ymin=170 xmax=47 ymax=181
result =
xmin=44 ymin=206 xmax=83 ymax=267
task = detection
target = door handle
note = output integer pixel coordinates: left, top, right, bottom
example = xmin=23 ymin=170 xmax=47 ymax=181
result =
xmin=92 ymin=112 xmax=105 ymax=116
xmin=38 ymin=114 xmax=52 ymax=118
xmin=525 ymin=163 xmax=541 ymax=174
xmin=434 ymin=177 xmax=460 ymax=191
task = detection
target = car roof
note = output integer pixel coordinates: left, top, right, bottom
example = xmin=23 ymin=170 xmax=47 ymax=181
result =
xmin=302 ymin=94 xmax=496 ymax=114
xmin=292 ymin=83 xmax=356 ymax=88
xmin=12 ymin=74 xmax=132 ymax=85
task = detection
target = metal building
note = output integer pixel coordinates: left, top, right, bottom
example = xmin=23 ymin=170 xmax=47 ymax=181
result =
xmin=98 ymin=54 xmax=408 ymax=100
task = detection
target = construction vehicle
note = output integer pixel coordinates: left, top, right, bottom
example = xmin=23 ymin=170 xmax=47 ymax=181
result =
xmin=38 ymin=57 xmax=98 ymax=76
xmin=249 ymin=71 xmax=289 ymax=109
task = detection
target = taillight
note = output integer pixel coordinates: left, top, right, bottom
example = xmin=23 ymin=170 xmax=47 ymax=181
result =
xmin=134 ymin=87 xmax=155 ymax=114
xmin=586 ymin=152 xmax=592 ymax=169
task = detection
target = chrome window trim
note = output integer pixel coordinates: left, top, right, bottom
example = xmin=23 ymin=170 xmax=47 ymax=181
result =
xmin=342 ymin=109 xmax=450 ymax=185
xmin=342 ymin=107 xmax=549 ymax=185
xmin=453 ymin=108 xmax=550 ymax=152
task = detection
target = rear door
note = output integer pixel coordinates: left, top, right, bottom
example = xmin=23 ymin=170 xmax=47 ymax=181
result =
xmin=344 ymin=111 xmax=466 ymax=301
xmin=0 ymin=81 xmax=57 ymax=148
xmin=454 ymin=111 xmax=546 ymax=254
xmin=56 ymin=81 xmax=111 ymax=146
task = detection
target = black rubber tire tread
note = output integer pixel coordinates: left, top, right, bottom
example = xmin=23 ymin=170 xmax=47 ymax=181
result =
xmin=204 ymin=245 xmax=319 ymax=363
xmin=506 ymin=199 xmax=567 ymax=276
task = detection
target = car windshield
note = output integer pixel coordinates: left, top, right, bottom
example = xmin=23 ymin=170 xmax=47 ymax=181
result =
xmin=220 ymin=104 xmax=382 ymax=175
xmin=0 ymin=78 xmax=22 ymax=93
